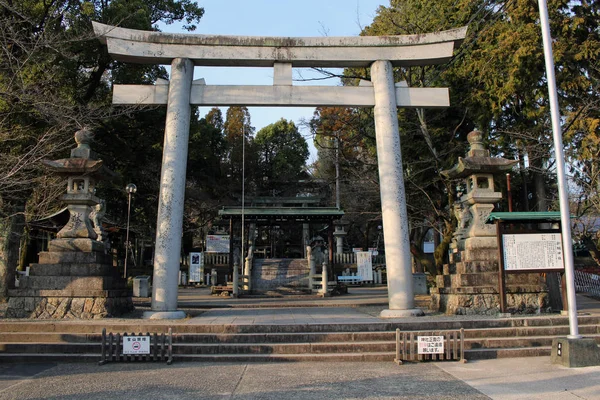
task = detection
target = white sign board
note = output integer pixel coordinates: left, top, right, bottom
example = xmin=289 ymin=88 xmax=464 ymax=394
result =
xmin=123 ymin=336 xmax=150 ymax=354
xmin=418 ymin=336 xmax=444 ymax=354
xmin=356 ymin=251 xmax=373 ymax=281
xmin=423 ymin=241 xmax=435 ymax=254
xmin=189 ymin=252 xmax=204 ymax=283
xmin=502 ymin=233 xmax=564 ymax=271
xmin=206 ymin=235 xmax=230 ymax=253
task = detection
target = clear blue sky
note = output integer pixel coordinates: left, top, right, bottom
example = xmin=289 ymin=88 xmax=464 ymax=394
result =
xmin=159 ymin=0 xmax=386 ymax=162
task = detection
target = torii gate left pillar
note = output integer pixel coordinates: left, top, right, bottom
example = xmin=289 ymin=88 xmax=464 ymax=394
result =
xmin=94 ymin=22 xmax=467 ymax=319
xmin=148 ymin=58 xmax=193 ymax=319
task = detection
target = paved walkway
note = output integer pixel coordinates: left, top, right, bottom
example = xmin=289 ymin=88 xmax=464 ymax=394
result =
xmin=1 ymin=288 xmax=599 ymax=399
xmin=1 ymin=358 xmax=598 ymax=399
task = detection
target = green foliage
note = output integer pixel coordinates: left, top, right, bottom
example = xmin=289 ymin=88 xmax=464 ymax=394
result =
xmin=254 ymin=119 xmax=309 ymax=194
xmin=0 ymin=0 xmax=204 ymax=236
xmin=310 ymin=0 xmax=600 ymax=268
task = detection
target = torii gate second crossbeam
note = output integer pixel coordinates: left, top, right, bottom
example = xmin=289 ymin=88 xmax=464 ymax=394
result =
xmin=94 ymin=22 xmax=467 ymax=319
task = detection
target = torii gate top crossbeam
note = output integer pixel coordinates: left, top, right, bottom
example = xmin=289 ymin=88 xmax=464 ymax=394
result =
xmin=93 ymin=22 xmax=467 ymax=68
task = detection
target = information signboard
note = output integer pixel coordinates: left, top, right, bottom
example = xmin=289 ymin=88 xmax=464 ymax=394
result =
xmin=123 ymin=336 xmax=150 ymax=355
xmin=417 ymin=336 xmax=444 ymax=354
xmin=206 ymin=235 xmax=230 ymax=253
xmin=189 ymin=252 xmax=204 ymax=283
xmin=356 ymin=251 xmax=373 ymax=281
xmin=502 ymin=233 xmax=564 ymax=271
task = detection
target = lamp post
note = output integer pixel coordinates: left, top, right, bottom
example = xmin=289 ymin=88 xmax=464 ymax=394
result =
xmin=124 ymin=183 xmax=137 ymax=279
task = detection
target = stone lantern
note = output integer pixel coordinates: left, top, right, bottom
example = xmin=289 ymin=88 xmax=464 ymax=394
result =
xmin=431 ymin=131 xmax=548 ymax=315
xmin=41 ymin=128 xmax=107 ymax=244
xmin=333 ymin=220 xmax=348 ymax=255
xmin=442 ymin=130 xmax=517 ymax=261
xmin=7 ymin=128 xmax=133 ymax=319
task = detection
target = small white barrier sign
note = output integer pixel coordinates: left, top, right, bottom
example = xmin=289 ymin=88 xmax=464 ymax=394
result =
xmin=123 ymin=336 xmax=150 ymax=354
xmin=418 ymin=336 xmax=444 ymax=354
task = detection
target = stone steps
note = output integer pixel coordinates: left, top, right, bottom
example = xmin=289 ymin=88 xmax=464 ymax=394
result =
xmin=1 ymin=315 xmax=598 ymax=363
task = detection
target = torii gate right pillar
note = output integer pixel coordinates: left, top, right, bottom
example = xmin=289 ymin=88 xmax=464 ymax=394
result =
xmin=372 ymin=60 xmax=423 ymax=317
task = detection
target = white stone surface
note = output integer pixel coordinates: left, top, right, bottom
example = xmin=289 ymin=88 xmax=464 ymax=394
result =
xmin=437 ymin=356 xmax=600 ymax=400
xmin=151 ymin=58 xmax=194 ymax=313
xmin=93 ymin=22 xmax=467 ymax=67
xmin=371 ymin=60 xmax=418 ymax=316
xmin=320 ymin=262 xmax=328 ymax=295
xmin=233 ymin=263 xmax=239 ymax=297
xmin=273 ymin=63 xmax=292 ymax=86
xmin=112 ymin=84 xmax=449 ymax=108
xmin=142 ymin=310 xmax=186 ymax=320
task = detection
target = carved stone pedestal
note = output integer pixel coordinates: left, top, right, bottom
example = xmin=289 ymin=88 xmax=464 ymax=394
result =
xmin=431 ymin=248 xmax=549 ymax=315
xmin=6 ymin=239 xmax=133 ymax=319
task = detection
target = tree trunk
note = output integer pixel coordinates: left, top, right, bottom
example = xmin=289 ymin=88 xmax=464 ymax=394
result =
xmin=434 ymin=220 xmax=453 ymax=275
xmin=0 ymin=205 xmax=25 ymax=302
xmin=518 ymin=148 xmax=530 ymax=211
xmin=532 ymin=163 xmax=548 ymax=211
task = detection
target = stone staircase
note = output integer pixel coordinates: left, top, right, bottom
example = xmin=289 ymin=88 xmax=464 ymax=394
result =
xmin=1 ymin=315 xmax=599 ymax=363
xmin=251 ymin=258 xmax=311 ymax=294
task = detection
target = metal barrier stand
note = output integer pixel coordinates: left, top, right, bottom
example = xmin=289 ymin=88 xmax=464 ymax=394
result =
xmin=394 ymin=328 xmax=467 ymax=365
xmin=99 ymin=327 xmax=173 ymax=365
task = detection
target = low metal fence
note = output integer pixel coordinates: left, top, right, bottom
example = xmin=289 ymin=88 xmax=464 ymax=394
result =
xmin=574 ymin=270 xmax=600 ymax=298
xmin=394 ymin=328 xmax=466 ymax=365
xmin=98 ymin=328 xmax=173 ymax=365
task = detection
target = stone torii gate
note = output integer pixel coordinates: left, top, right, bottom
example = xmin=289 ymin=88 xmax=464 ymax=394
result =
xmin=94 ymin=22 xmax=467 ymax=319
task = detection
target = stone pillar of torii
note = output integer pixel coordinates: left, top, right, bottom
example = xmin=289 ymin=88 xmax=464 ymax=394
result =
xmin=94 ymin=22 xmax=467 ymax=319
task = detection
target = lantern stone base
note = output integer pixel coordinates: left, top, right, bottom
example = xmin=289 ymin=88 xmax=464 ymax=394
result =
xmin=6 ymin=238 xmax=133 ymax=319
xmin=431 ymin=288 xmax=549 ymax=315
xmin=431 ymin=247 xmax=549 ymax=315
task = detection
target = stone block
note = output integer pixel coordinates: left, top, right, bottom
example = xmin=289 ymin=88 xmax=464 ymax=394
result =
xmin=70 ymin=298 xmax=85 ymax=314
xmin=464 ymin=236 xmax=498 ymax=250
xmin=455 ymin=261 xmax=499 ymax=274
xmin=38 ymin=251 xmax=111 ymax=265
xmin=436 ymin=275 xmax=451 ymax=288
xmin=443 ymin=264 xmax=452 ymax=275
xmin=462 ymin=248 xmax=498 ymax=262
xmin=552 ymin=338 xmax=600 ymax=367
xmin=48 ymin=238 xmax=106 ymax=253
xmin=6 ymin=294 xmax=133 ymax=319
xmin=413 ymin=273 xmax=428 ymax=294
xmin=23 ymin=276 xmax=124 ymax=291
xmin=433 ymin=290 xmax=549 ymax=315
xmin=454 ymin=272 xmax=497 ymax=287
xmin=28 ymin=263 xmax=114 ymax=277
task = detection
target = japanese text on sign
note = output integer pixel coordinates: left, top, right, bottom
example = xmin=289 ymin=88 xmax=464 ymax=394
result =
xmin=206 ymin=235 xmax=230 ymax=253
xmin=122 ymin=336 xmax=150 ymax=354
xmin=502 ymin=233 xmax=564 ymax=271
xmin=356 ymin=251 xmax=373 ymax=281
xmin=189 ymin=252 xmax=204 ymax=282
xmin=417 ymin=336 xmax=444 ymax=354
